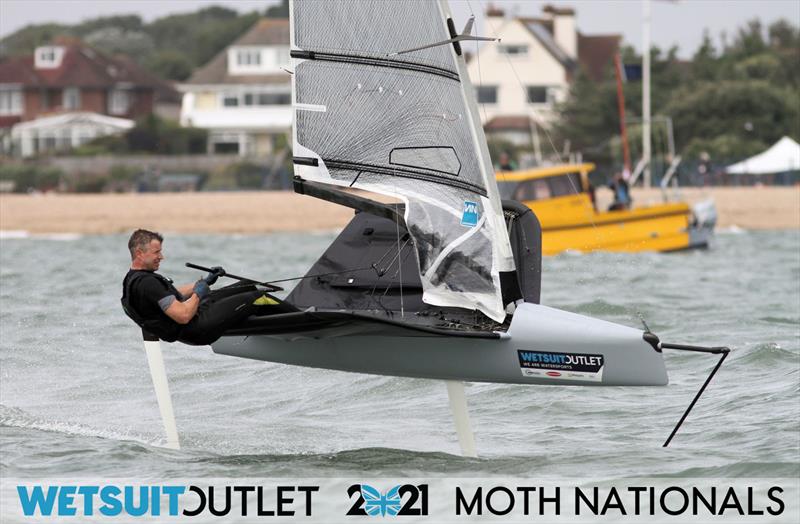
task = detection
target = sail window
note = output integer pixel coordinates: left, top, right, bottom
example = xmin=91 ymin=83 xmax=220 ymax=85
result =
xmin=390 ymin=147 xmax=461 ymax=177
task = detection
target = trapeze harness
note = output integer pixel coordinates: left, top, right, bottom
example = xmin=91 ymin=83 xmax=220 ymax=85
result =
xmin=121 ymin=270 xmax=184 ymax=342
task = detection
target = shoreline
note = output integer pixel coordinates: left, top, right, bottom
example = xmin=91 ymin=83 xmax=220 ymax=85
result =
xmin=1 ymin=187 xmax=798 ymax=234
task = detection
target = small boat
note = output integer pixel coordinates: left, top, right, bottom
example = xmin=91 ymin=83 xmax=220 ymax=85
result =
xmin=497 ymin=163 xmax=717 ymax=255
xmin=138 ymin=0 xmax=729 ymax=456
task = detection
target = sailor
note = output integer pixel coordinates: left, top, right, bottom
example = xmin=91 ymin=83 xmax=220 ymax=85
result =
xmin=121 ymin=229 xmax=273 ymax=345
xmin=608 ymin=172 xmax=632 ymax=211
xmin=495 ymin=151 xmax=518 ymax=172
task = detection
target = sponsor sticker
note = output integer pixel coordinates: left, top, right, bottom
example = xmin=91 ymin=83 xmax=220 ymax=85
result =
xmin=461 ymin=201 xmax=479 ymax=227
xmin=517 ymin=350 xmax=604 ymax=382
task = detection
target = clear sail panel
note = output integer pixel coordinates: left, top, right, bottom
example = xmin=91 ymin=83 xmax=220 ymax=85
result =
xmin=291 ymin=0 xmax=514 ymax=322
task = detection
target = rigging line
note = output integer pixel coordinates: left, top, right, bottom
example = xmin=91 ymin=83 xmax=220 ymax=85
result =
xmin=266 ymin=265 xmax=375 ymax=285
xmin=391 ymin=167 xmax=405 ymax=317
xmin=267 ymin=232 xmax=408 ymax=286
xmin=477 ymin=0 xmax=564 ymax=164
xmin=369 ymin=228 xmax=411 ymax=316
xmin=349 ymin=171 xmax=363 ymax=187
xmin=466 ymin=0 xmax=490 ymax=126
xmin=396 ymin=212 xmax=404 ymax=317
xmin=476 ymin=0 xmax=603 ymax=234
xmin=378 ymin=236 xmax=413 ymax=311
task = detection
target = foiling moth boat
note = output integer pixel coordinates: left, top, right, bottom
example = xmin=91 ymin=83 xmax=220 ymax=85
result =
xmin=139 ymin=0 xmax=729 ymax=456
xmin=496 ymin=163 xmax=717 ymax=255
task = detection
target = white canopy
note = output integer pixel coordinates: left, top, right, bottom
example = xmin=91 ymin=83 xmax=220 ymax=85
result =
xmin=726 ymin=136 xmax=800 ymax=175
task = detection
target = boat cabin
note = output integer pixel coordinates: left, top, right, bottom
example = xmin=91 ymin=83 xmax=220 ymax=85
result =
xmin=496 ymin=163 xmax=597 ymax=231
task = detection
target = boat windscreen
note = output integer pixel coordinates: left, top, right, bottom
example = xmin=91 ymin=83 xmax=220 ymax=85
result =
xmin=505 ymin=173 xmax=582 ymax=201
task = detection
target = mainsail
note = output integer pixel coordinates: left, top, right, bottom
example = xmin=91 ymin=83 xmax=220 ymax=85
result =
xmin=290 ymin=0 xmax=515 ymax=322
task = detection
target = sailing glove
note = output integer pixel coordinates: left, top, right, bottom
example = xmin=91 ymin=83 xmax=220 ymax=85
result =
xmin=193 ymin=280 xmax=211 ymax=299
xmin=204 ymin=266 xmax=226 ymax=286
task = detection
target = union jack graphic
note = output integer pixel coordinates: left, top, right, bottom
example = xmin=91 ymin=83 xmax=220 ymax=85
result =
xmin=361 ymin=484 xmax=402 ymax=517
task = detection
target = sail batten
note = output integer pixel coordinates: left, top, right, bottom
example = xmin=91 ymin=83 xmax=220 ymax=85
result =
xmin=290 ymin=0 xmax=515 ymax=322
xmin=289 ymin=50 xmax=460 ymax=81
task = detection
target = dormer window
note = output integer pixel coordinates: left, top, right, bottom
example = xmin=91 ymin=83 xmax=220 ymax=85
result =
xmin=35 ymin=46 xmax=65 ymax=69
xmin=228 ymin=46 xmax=289 ymax=75
xmin=236 ymin=49 xmax=261 ymax=67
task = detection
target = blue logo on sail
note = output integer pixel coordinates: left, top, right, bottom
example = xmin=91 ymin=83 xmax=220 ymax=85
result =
xmin=361 ymin=484 xmax=401 ymax=517
xmin=461 ymin=201 xmax=479 ymax=227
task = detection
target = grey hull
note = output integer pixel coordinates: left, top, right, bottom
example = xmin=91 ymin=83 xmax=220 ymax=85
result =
xmin=212 ymin=303 xmax=668 ymax=386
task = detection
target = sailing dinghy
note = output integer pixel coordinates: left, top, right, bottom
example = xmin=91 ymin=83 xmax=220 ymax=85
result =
xmin=139 ymin=0 xmax=729 ymax=455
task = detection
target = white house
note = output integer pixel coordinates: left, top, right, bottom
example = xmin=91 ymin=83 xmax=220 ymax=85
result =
xmin=179 ymin=19 xmax=292 ymax=156
xmin=467 ymin=5 xmax=620 ymax=145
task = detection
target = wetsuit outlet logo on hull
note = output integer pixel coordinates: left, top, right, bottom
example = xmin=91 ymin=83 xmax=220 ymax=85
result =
xmin=517 ymin=350 xmax=605 ymax=382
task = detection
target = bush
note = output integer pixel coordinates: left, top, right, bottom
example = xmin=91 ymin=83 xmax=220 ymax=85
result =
xmin=224 ymin=162 xmax=266 ymax=189
xmin=70 ymin=114 xmax=208 ymax=156
xmin=0 ymin=164 xmax=63 ymax=192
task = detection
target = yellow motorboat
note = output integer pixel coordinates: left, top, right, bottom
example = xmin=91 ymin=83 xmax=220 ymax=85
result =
xmin=496 ymin=163 xmax=716 ymax=255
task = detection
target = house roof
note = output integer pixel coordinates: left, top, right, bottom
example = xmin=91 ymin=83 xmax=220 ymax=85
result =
xmin=0 ymin=44 xmax=172 ymax=91
xmin=236 ymin=18 xmax=290 ymax=46
xmin=185 ymin=18 xmax=291 ymax=86
xmin=514 ymin=16 xmax=620 ymax=82
xmin=485 ymin=115 xmax=534 ymax=131
xmin=577 ymin=33 xmax=621 ymax=82
xmin=520 ymin=19 xmax=576 ymax=70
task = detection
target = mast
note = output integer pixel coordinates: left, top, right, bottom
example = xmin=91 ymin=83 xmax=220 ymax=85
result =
xmin=614 ymin=53 xmax=632 ymax=177
xmin=438 ymin=0 xmax=515 ymax=273
xmin=642 ymin=0 xmax=652 ymax=188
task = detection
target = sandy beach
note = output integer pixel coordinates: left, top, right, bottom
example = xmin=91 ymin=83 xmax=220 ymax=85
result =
xmin=0 ymin=186 xmax=797 ymax=234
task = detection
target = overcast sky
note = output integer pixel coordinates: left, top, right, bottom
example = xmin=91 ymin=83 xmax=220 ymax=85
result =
xmin=2 ymin=0 xmax=798 ymax=58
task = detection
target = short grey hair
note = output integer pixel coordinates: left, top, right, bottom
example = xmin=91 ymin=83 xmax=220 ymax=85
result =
xmin=128 ymin=229 xmax=163 ymax=259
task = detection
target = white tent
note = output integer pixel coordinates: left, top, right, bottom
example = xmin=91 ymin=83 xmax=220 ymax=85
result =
xmin=726 ymin=136 xmax=800 ymax=175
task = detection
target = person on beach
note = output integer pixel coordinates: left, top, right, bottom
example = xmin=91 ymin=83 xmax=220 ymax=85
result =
xmin=121 ymin=229 xmax=276 ymax=345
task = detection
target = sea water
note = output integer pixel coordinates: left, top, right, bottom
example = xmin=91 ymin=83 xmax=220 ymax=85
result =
xmin=1 ymin=229 xmax=798 ymax=522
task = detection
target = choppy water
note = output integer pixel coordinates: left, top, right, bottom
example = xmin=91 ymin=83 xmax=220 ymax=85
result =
xmin=1 ymin=228 xmax=798 ymax=521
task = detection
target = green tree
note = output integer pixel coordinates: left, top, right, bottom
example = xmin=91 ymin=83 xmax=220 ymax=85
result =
xmin=666 ymin=80 xmax=799 ymax=159
xmin=145 ymin=50 xmax=194 ymax=81
xmin=265 ymin=0 xmax=289 ymax=19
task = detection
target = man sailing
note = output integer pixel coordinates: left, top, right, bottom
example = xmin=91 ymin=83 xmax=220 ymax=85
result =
xmin=121 ymin=229 xmax=278 ymax=345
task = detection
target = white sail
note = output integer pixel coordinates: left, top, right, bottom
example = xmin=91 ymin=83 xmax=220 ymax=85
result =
xmin=290 ymin=0 xmax=515 ymax=322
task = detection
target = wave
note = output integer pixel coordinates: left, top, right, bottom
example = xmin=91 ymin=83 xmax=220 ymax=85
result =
xmin=717 ymin=225 xmax=747 ymax=235
xmin=0 ymin=230 xmax=29 ymax=239
xmin=0 ymin=404 xmax=163 ymax=448
xmin=567 ymin=299 xmax=633 ymax=316
xmin=733 ymin=342 xmax=798 ymax=366
xmin=0 ymin=230 xmax=82 ymax=241
xmin=660 ymin=461 xmax=800 ymax=478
